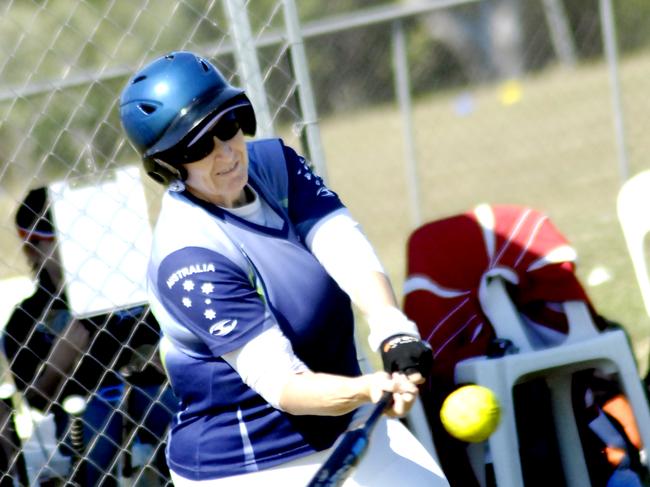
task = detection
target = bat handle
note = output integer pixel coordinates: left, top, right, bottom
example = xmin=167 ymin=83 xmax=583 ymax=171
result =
xmin=362 ymin=391 xmax=393 ymax=433
xmin=306 ymin=392 xmax=394 ymax=487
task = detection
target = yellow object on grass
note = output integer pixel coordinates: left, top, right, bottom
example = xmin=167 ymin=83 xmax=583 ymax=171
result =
xmin=498 ymin=79 xmax=523 ymax=106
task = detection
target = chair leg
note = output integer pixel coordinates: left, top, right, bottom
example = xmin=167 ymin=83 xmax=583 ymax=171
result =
xmin=547 ymin=374 xmax=591 ymax=486
xmin=617 ymin=368 xmax=650 ymax=474
xmin=489 ymin=403 xmax=526 ymax=487
xmin=465 ymin=442 xmax=488 ymax=487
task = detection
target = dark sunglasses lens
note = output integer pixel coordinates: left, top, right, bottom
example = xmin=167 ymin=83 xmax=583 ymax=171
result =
xmin=158 ymin=137 xmax=213 ymax=165
xmin=184 ymin=136 xmax=215 ymax=162
xmin=156 ymin=112 xmax=241 ymax=165
xmin=184 ymin=117 xmax=239 ymax=161
xmin=212 ymin=117 xmax=240 ymax=142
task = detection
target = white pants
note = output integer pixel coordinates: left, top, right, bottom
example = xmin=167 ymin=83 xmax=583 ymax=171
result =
xmin=170 ymin=415 xmax=448 ymax=486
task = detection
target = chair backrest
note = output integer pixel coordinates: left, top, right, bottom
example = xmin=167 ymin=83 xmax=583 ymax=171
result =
xmin=617 ymin=170 xmax=650 ymax=318
xmin=480 ymin=276 xmax=601 ymax=353
xmin=404 ymin=204 xmax=600 ymax=381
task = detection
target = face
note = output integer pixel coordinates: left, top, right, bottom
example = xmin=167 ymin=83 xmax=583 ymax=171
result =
xmin=183 ymin=129 xmax=249 ymax=208
xmin=23 ymin=238 xmax=64 ymax=288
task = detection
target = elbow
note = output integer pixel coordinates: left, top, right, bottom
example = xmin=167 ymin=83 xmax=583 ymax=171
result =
xmin=279 ymin=401 xmax=308 ymax=416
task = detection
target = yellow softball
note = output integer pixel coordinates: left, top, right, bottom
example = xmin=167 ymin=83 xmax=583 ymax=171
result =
xmin=440 ymin=385 xmax=501 ymax=442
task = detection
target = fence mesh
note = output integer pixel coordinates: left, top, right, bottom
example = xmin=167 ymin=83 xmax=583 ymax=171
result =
xmin=1 ymin=0 xmax=649 ymax=485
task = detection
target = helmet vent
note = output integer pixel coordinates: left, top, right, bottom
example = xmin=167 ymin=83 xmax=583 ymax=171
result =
xmin=165 ymin=54 xmax=175 ymax=60
xmin=138 ymin=103 xmax=157 ymax=115
xmin=199 ymin=59 xmax=210 ymax=72
xmin=132 ymin=75 xmax=146 ymax=84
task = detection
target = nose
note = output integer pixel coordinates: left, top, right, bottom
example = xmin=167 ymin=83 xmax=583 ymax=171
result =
xmin=212 ymin=136 xmax=235 ymax=160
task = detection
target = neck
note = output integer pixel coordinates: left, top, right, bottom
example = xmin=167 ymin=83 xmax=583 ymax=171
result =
xmin=187 ymin=185 xmax=251 ymax=209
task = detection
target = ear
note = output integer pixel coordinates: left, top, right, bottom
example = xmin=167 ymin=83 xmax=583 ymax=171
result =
xmin=142 ymin=157 xmax=187 ymax=185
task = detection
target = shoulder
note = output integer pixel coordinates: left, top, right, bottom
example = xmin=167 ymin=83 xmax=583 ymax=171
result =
xmin=158 ymin=246 xmax=247 ymax=294
xmin=247 ymin=138 xmax=307 ymax=176
xmin=247 ymin=138 xmax=291 ymax=182
xmin=150 ymin=191 xmax=245 ymax=271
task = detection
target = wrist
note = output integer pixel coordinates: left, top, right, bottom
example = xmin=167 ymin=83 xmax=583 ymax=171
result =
xmin=380 ymin=334 xmax=433 ymax=378
xmin=366 ymin=306 xmax=420 ymax=351
xmin=362 ymin=371 xmax=393 ymax=404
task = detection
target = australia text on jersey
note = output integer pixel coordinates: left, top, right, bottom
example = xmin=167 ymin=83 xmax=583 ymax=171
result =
xmin=167 ymin=262 xmax=216 ymax=289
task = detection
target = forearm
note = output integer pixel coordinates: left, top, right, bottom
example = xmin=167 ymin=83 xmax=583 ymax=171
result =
xmin=224 ymin=329 xmax=372 ymax=416
xmin=280 ymin=370 xmax=418 ymax=417
xmin=223 ymin=325 xmax=420 ymax=417
xmin=279 ymin=372 xmax=371 ymax=416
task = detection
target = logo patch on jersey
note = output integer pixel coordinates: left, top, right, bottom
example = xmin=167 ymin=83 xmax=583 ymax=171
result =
xmin=316 ymin=187 xmax=335 ymax=197
xmin=209 ymin=319 xmax=238 ymax=336
xmin=166 ymin=263 xmax=216 ymax=289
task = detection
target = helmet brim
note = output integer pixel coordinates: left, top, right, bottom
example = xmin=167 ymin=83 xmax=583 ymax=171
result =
xmin=144 ymin=84 xmax=245 ymax=158
xmin=185 ymin=101 xmax=251 ymax=148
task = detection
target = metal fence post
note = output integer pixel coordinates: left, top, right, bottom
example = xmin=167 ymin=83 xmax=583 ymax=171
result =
xmin=541 ymin=0 xmax=577 ymax=67
xmin=223 ymin=0 xmax=275 ymax=138
xmin=281 ymin=0 xmax=329 ymax=182
xmin=392 ymin=19 xmax=422 ymax=228
xmin=599 ymin=0 xmax=629 ymax=182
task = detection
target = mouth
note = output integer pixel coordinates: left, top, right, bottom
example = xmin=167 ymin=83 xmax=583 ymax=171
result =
xmin=216 ymin=160 xmax=238 ymax=176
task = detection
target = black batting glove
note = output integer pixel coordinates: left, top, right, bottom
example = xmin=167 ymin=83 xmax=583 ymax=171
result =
xmin=380 ymin=334 xmax=433 ymax=378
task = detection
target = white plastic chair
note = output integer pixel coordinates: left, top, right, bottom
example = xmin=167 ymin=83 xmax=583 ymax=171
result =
xmin=455 ymin=274 xmax=650 ymax=487
xmin=617 ymin=169 xmax=650 ymax=318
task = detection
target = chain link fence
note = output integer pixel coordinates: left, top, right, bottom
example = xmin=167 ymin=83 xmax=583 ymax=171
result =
xmin=0 ymin=0 xmax=649 ymax=484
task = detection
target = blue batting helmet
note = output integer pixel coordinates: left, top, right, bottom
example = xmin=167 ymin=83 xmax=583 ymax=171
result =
xmin=120 ymin=51 xmax=256 ymax=182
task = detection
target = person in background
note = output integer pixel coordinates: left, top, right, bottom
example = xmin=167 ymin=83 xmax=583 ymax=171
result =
xmin=0 ymin=188 xmax=90 ymax=482
xmin=1 ymin=187 xmax=176 ymax=486
xmin=119 ymin=50 xmax=448 ymax=486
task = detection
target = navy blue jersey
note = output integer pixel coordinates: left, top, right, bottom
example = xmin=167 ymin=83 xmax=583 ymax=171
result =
xmin=148 ymin=139 xmax=360 ymax=480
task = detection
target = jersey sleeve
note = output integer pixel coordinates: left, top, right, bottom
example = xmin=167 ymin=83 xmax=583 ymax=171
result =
xmin=282 ymin=144 xmax=345 ymax=238
xmin=156 ymin=246 xmax=270 ymax=357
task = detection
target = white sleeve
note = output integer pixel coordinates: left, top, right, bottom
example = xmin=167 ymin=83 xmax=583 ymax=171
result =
xmin=305 ymin=208 xmax=385 ymax=289
xmin=222 ymin=324 xmax=309 ymax=410
xmin=305 ymin=209 xmax=420 ymax=351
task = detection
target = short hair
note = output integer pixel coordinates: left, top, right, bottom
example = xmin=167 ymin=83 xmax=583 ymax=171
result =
xmin=15 ymin=187 xmax=56 ymax=242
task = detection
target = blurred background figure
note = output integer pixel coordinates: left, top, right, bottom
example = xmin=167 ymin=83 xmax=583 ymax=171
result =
xmin=0 ymin=187 xmax=89 ymax=485
xmin=0 ymin=187 xmax=177 ymax=486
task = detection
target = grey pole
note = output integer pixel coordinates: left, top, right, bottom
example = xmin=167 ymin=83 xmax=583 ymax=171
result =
xmin=599 ymin=0 xmax=629 ymax=181
xmin=392 ymin=20 xmax=421 ymax=227
xmin=541 ymin=0 xmax=577 ymax=67
xmin=281 ymin=0 xmax=329 ymax=182
xmin=223 ymin=0 xmax=275 ymax=138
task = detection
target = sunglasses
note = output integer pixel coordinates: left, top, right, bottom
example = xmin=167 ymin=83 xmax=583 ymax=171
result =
xmin=158 ymin=110 xmax=241 ymax=165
